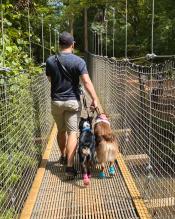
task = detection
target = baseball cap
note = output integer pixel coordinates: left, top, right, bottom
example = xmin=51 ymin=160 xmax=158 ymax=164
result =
xmin=59 ymin=31 xmax=75 ymax=46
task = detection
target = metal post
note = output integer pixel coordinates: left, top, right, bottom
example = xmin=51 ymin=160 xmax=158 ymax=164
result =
xmin=41 ymin=14 xmax=45 ymax=63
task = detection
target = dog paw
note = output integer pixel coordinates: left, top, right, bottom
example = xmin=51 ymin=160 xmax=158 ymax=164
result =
xmin=83 ymin=174 xmax=90 ymax=185
xmin=108 ymin=166 xmax=115 ymax=176
xmin=99 ymin=172 xmax=106 ymax=179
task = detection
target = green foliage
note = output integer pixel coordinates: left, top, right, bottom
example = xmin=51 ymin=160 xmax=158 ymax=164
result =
xmin=0 ymin=208 xmax=15 ymax=219
xmin=0 ymin=73 xmax=39 ymax=217
xmin=0 ymin=191 xmax=6 ymax=206
xmin=58 ymin=0 xmax=175 ymax=57
xmin=1 ymin=0 xmax=175 ymax=65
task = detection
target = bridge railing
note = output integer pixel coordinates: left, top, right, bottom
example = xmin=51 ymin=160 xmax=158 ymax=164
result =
xmin=88 ymin=53 xmax=175 ymax=219
xmin=0 ymin=72 xmax=53 ymax=218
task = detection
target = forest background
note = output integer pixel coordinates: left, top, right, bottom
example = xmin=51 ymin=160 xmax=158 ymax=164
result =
xmin=0 ymin=0 xmax=175 ymax=74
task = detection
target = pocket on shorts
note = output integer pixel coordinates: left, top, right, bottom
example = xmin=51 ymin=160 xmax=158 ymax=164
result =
xmin=51 ymin=101 xmax=62 ymax=115
xmin=66 ymin=100 xmax=82 ymax=112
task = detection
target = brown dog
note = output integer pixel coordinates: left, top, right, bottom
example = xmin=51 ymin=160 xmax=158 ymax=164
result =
xmin=94 ymin=113 xmax=119 ymax=178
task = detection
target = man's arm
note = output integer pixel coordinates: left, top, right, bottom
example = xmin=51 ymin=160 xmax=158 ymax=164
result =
xmin=47 ymin=75 xmax=51 ymax=82
xmin=80 ymin=73 xmax=98 ymax=108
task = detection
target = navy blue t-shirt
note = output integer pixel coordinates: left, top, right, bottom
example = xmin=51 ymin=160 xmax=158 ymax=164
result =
xmin=46 ymin=53 xmax=88 ymax=101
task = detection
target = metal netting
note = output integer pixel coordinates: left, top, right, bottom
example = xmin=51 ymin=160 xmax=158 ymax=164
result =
xmin=0 ymin=72 xmax=53 ymax=219
xmin=88 ymin=53 xmax=175 ymax=219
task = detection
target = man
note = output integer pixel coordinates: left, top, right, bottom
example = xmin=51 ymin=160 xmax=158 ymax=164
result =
xmin=46 ymin=31 xmax=98 ymax=177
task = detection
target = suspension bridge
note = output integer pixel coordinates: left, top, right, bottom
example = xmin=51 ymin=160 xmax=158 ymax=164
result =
xmin=0 ymin=0 xmax=175 ymax=219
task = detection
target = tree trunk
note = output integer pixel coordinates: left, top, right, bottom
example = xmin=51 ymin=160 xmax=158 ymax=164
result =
xmin=84 ymin=8 xmax=88 ymax=51
xmin=69 ymin=17 xmax=74 ymax=35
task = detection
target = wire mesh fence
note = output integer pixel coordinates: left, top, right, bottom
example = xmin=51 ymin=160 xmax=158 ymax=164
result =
xmin=0 ymin=72 xmax=53 ymax=219
xmin=88 ymin=53 xmax=175 ymax=219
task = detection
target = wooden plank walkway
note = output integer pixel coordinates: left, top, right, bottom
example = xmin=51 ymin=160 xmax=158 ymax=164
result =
xmin=29 ymin=132 xmax=139 ymax=219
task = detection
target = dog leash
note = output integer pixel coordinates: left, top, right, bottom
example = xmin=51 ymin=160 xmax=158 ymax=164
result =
xmin=80 ymin=86 xmax=91 ymax=119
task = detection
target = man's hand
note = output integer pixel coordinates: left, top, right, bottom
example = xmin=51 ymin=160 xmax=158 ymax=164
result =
xmin=90 ymin=99 xmax=98 ymax=111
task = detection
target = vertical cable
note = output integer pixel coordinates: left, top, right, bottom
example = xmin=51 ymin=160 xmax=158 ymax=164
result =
xmin=97 ymin=32 xmax=100 ymax=55
xmin=151 ymin=0 xmax=155 ymax=54
xmin=1 ymin=0 xmax=5 ymax=66
xmin=147 ymin=64 xmax=153 ymax=199
xmin=94 ymin=31 xmax=96 ymax=55
xmin=101 ymin=30 xmax=103 ymax=56
xmin=41 ymin=14 xmax=44 ymax=63
xmin=125 ymin=0 xmax=128 ymax=58
xmin=49 ymin=24 xmax=52 ymax=55
xmin=28 ymin=0 xmax=31 ymax=59
xmin=57 ymin=30 xmax=59 ymax=52
xmin=106 ymin=20 xmax=108 ymax=57
xmin=147 ymin=1 xmax=155 ymax=191
xmin=92 ymin=30 xmax=94 ymax=54
xmin=112 ymin=8 xmax=115 ymax=57
xmin=54 ymin=28 xmax=57 ymax=53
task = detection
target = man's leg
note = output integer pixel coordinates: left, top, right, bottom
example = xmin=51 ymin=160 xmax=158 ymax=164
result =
xmin=57 ymin=131 xmax=67 ymax=157
xmin=66 ymin=132 xmax=78 ymax=167
xmin=51 ymin=101 xmax=67 ymax=162
xmin=64 ymin=100 xmax=81 ymax=176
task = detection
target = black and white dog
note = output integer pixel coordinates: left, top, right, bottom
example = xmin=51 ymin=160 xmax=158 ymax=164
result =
xmin=78 ymin=117 xmax=96 ymax=185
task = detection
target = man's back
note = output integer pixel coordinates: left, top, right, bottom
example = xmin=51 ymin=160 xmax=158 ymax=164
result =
xmin=46 ymin=53 xmax=87 ymax=101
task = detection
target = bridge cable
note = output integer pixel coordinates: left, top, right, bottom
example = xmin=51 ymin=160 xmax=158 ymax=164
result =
xmin=94 ymin=31 xmax=97 ymax=55
xmin=49 ymin=24 xmax=52 ymax=55
xmin=151 ymin=0 xmax=155 ymax=55
xmin=91 ymin=30 xmax=94 ymax=54
xmin=57 ymin=30 xmax=60 ymax=52
xmin=146 ymin=0 xmax=155 ymax=196
xmin=123 ymin=0 xmax=129 ymax=155
xmin=1 ymin=0 xmax=5 ymax=67
xmin=112 ymin=8 xmax=115 ymax=58
xmin=97 ymin=32 xmax=100 ymax=55
xmin=100 ymin=29 xmax=103 ymax=56
xmin=104 ymin=6 xmax=108 ymax=57
xmin=41 ymin=14 xmax=45 ymax=64
xmin=125 ymin=0 xmax=128 ymax=59
xmin=28 ymin=0 xmax=32 ymax=59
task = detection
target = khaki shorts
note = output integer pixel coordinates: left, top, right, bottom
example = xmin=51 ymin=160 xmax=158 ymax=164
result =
xmin=51 ymin=100 xmax=82 ymax=133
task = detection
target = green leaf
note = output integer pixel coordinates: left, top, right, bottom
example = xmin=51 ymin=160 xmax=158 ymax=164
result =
xmin=6 ymin=46 xmax=13 ymax=53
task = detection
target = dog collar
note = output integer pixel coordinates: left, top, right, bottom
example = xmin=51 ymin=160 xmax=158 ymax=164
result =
xmin=94 ymin=118 xmax=110 ymax=126
xmin=82 ymin=127 xmax=91 ymax=132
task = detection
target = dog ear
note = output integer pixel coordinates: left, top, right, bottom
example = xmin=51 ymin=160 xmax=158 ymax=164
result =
xmin=88 ymin=116 xmax=93 ymax=124
xmin=79 ymin=117 xmax=84 ymax=129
